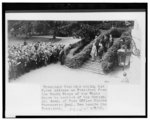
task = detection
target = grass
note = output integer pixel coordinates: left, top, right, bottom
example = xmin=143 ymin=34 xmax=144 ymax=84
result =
xmin=8 ymin=35 xmax=67 ymax=46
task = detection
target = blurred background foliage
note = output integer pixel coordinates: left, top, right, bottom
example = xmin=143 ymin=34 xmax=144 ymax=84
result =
xmin=8 ymin=20 xmax=134 ymax=40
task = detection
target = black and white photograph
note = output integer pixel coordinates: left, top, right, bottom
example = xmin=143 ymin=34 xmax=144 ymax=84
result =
xmin=7 ymin=20 xmax=138 ymax=83
xmin=2 ymin=3 xmax=147 ymax=118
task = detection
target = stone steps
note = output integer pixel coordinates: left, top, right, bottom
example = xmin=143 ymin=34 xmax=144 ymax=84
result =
xmin=80 ymin=58 xmax=105 ymax=75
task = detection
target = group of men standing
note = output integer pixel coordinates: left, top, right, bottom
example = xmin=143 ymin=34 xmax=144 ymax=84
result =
xmin=90 ymin=34 xmax=114 ymax=61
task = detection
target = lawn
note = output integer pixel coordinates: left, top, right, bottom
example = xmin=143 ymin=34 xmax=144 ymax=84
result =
xmin=8 ymin=35 xmax=81 ymax=46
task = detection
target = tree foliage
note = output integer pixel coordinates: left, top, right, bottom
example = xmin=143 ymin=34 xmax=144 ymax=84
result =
xmin=8 ymin=20 xmax=134 ymax=39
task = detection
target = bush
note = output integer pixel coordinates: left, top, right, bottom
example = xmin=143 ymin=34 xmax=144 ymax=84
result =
xmin=101 ymin=61 xmax=114 ymax=73
xmin=120 ymin=30 xmax=132 ymax=49
xmin=101 ymin=28 xmax=132 ymax=73
xmin=75 ymin=24 xmax=99 ymax=40
xmin=101 ymin=40 xmax=120 ymax=73
xmin=65 ymin=41 xmax=93 ymax=68
xmin=107 ymin=27 xmax=127 ymax=38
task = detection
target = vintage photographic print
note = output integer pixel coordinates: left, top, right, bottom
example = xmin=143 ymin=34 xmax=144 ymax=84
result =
xmin=3 ymin=3 xmax=147 ymax=118
xmin=7 ymin=20 xmax=139 ymax=83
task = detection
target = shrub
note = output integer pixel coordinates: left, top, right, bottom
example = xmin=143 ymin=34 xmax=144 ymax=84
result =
xmin=65 ymin=41 xmax=93 ymax=68
xmin=101 ymin=40 xmax=120 ymax=73
xmin=120 ymin=30 xmax=132 ymax=49
xmin=110 ymin=27 xmax=127 ymax=38
xmin=101 ymin=28 xmax=132 ymax=73
xmin=101 ymin=61 xmax=114 ymax=73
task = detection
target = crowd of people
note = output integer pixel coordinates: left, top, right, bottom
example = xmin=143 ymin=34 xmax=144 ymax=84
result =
xmin=8 ymin=41 xmax=64 ymax=80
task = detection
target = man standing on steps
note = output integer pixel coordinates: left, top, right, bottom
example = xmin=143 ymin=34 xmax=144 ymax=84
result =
xmin=108 ymin=34 xmax=114 ymax=48
xmin=98 ymin=40 xmax=104 ymax=59
xmin=102 ymin=34 xmax=108 ymax=52
xmin=59 ymin=45 xmax=65 ymax=65
xmin=105 ymin=34 xmax=113 ymax=50
xmin=90 ymin=42 xmax=97 ymax=61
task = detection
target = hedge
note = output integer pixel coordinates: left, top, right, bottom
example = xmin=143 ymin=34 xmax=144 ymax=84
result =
xmin=101 ymin=28 xmax=132 ymax=73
